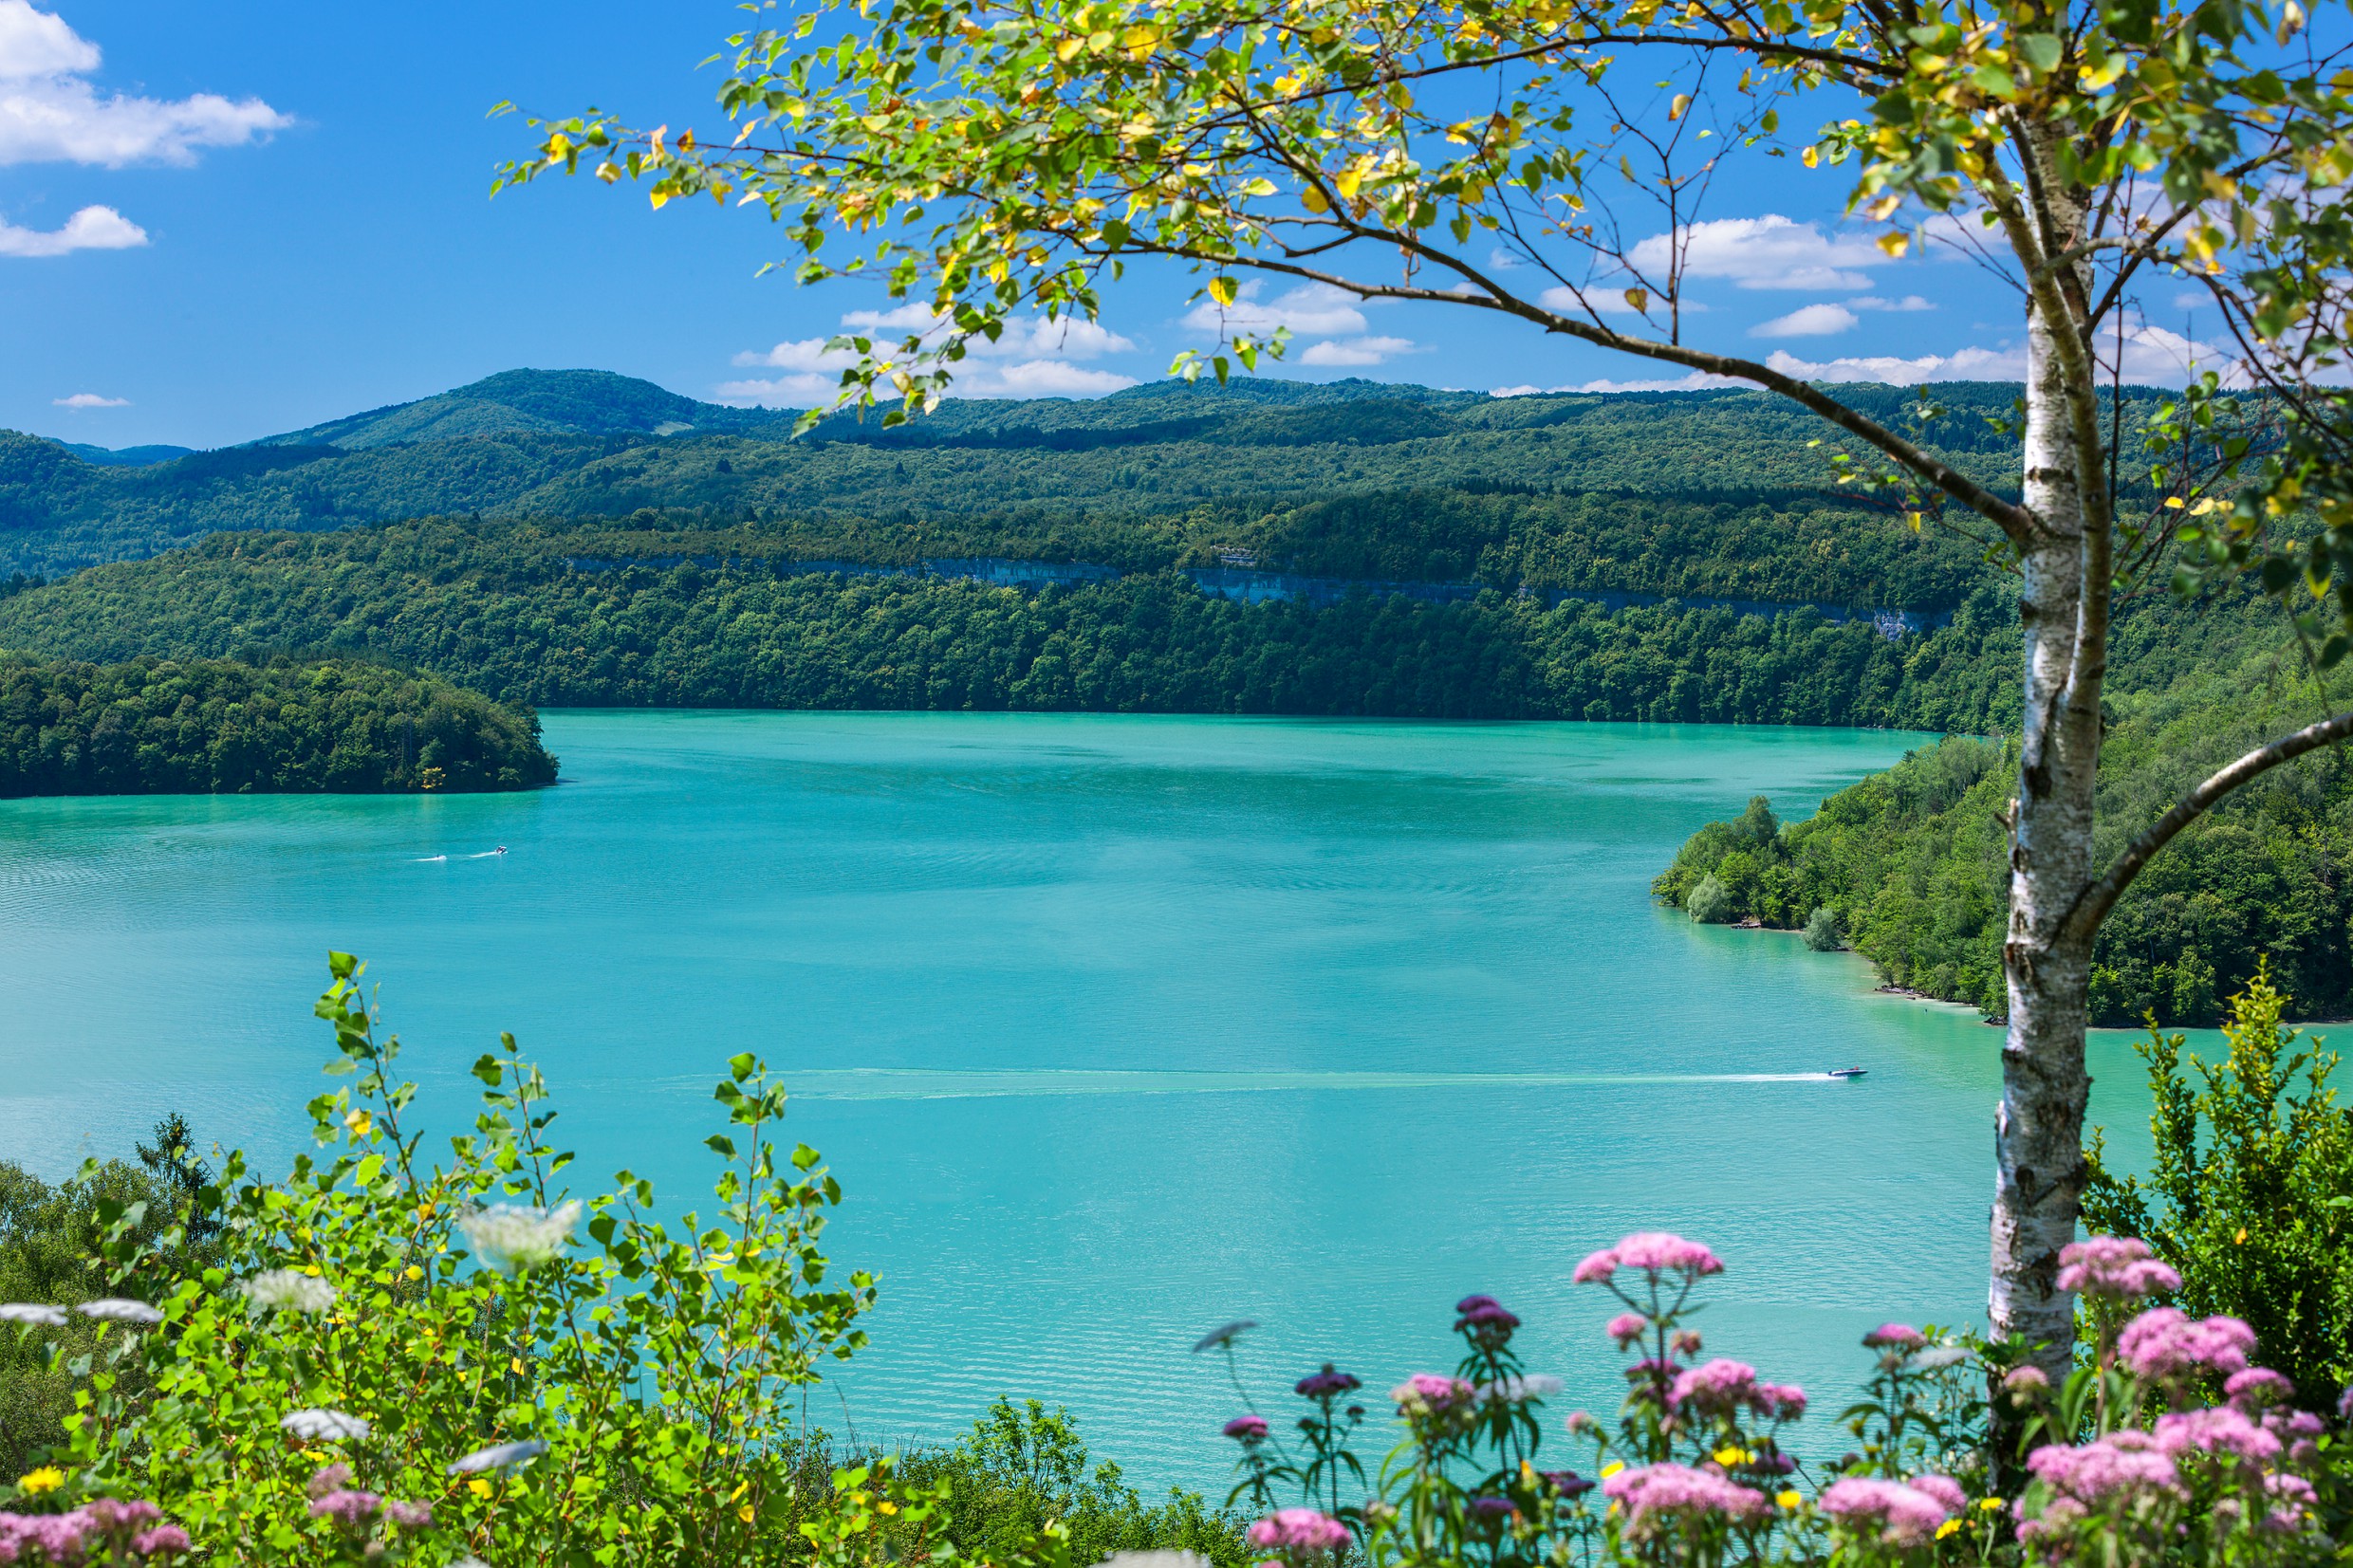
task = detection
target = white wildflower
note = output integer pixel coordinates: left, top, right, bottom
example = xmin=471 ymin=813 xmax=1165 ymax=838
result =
xmin=456 ymin=1202 xmax=581 ymax=1273
xmin=1904 ymin=1346 xmax=1973 ymax=1374
xmin=448 ymin=1439 xmax=548 ymax=1474
xmin=244 ymin=1269 xmax=337 ymax=1315
xmin=0 ymin=1303 xmax=66 ymax=1326
xmin=76 ymin=1299 xmax=162 ymax=1324
xmin=282 ymin=1408 xmax=371 ymax=1441
xmin=1480 ymin=1374 xmax=1566 ymax=1403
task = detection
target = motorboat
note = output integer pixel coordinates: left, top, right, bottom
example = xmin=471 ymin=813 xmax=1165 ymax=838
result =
xmin=1826 ymin=1067 xmax=1868 ymax=1079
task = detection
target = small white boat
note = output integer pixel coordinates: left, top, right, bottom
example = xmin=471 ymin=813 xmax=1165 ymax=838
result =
xmin=1826 ymin=1067 xmax=1867 ymax=1079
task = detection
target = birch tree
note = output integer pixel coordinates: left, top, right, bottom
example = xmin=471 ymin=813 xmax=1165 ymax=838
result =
xmin=499 ymin=0 xmax=2353 ymax=1378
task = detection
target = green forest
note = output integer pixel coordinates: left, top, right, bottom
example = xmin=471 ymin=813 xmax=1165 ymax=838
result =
xmin=1654 ymin=618 xmax=2353 ymax=1026
xmin=0 ymin=653 xmax=556 ymax=797
xmin=0 ymin=518 xmax=2025 ymax=727
xmin=0 ymin=371 xmax=2058 ymax=580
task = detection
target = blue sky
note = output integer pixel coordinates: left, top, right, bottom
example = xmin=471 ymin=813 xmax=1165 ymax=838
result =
xmin=1 ymin=0 xmax=2227 ymax=450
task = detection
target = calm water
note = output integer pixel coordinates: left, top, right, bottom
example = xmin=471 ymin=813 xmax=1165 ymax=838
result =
xmin=0 ymin=712 xmax=2161 ymax=1485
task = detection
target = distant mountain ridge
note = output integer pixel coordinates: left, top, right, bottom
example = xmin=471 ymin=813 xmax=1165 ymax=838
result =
xmin=0 ymin=366 xmax=2056 ymax=581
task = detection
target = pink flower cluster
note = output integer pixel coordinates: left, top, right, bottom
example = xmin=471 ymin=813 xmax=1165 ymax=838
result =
xmin=1391 ymin=1374 xmax=1476 ymax=1416
xmin=1605 ymin=1312 xmax=1648 ymax=1348
xmin=1599 ymin=1464 xmax=1769 ymax=1534
xmin=0 ymin=1502 xmax=185 ymax=1565
xmin=1245 ymin=1508 xmax=1349 ymax=1560
xmin=1667 ymin=1358 xmax=1806 ymax=1421
xmin=2058 ymin=1236 xmax=2182 ymax=1301
xmin=1574 ymin=1232 xmax=1723 ymax=1285
xmin=2023 ymin=1428 xmax=2186 ymax=1541
xmin=1862 ymin=1323 xmax=1924 ymax=1350
xmin=2116 ymin=1309 xmax=2256 ymax=1381
xmin=1819 ymin=1476 xmax=1964 ymax=1547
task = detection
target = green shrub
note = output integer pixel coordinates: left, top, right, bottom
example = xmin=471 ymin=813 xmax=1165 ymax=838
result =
xmin=1802 ymin=906 xmax=1843 ymax=951
xmin=2084 ymin=965 xmax=2353 ymax=1410
xmin=1686 ymin=875 xmax=1734 ymax=924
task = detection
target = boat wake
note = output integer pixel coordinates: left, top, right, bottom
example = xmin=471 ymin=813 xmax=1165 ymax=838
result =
xmin=626 ymin=1067 xmax=1876 ymax=1102
xmin=412 ymin=854 xmax=447 ymax=863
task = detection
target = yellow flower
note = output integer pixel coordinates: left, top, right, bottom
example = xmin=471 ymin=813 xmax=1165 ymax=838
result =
xmin=1713 ymin=1446 xmax=1745 ymax=1466
xmin=879 ymin=1502 xmax=898 ymax=1516
xmin=17 ymin=1467 xmax=63 ymax=1496
xmin=468 ymin=1479 xmax=492 ymax=1500
xmin=344 ymin=1109 xmax=373 ymax=1137
xmin=1980 ymin=1497 xmax=2005 ymax=1511
xmin=1775 ymin=1490 xmax=1803 ymax=1510
xmin=1599 ymin=1461 xmax=1625 ymax=1479
xmin=1936 ymin=1519 xmax=1962 ymax=1540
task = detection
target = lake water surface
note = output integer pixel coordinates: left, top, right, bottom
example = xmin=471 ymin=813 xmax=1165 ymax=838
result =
xmin=0 ymin=712 xmax=2160 ymax=1485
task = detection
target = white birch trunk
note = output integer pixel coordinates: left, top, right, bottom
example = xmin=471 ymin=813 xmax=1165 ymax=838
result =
xmin=1989 ymin=139 xmax=2102 ymax=1380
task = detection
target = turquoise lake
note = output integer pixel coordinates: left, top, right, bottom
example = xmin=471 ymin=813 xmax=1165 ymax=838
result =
xmin=0 ymin=712 xmax=2165 ymax=1486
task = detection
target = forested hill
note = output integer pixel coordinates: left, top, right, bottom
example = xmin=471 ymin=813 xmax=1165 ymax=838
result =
xmin=0 ymin=371 xmax=2067 ymax=578
xmin=0 ymin=654 xmax=556 ymax=796
xmin=1654 ymin=596 xmax=2353 ymax=1026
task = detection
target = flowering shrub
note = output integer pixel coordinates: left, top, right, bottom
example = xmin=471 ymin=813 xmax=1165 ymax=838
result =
xmin=1217 ymin=1227 xmax=2353 ymax=1566
xmin=0 ymin=954 xmax=978 ymax=1568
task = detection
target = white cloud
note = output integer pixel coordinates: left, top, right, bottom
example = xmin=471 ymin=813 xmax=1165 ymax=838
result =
xmin=1299 ymin=335 xmax=1418 ymax=367
xmin=724 ymin=305 xmax=1140 ymax=404
xmin=0 ymin=0 xmax=288 ymax=167
xmin=1851 ymin=295 xmax=1936 ymax=312
xmin=52 ymin=391 xmax=126 ymax=408
xmin=1751 ymin=303 xmax=1860 ymax=339
xmin=1536 ymin=284 xmax=1710 ymax=320
xmin=1571 ymin=369 xmax=1748 ymax=393
xmin=1632 ymin=214 xmax=1884 ymax=290
xmin=736 ymin=311 xmax=1132 ymax=372
xmin=1182 ymin=281 xmax=1369 ymax=338
xmin=1763 ymin=345 xmax=2029 ymax=383
xmin=1762 ymin=323 xmax=2237 ymax=387
xmin=0 ymin=201 xmax=143 ymax=255
xmin=0 ymin=0 xmax=93 ymax=76
xmin=1487 ymin=247 xmax=1524 ymax=270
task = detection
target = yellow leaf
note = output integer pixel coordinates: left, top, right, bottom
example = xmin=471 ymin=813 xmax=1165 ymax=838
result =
xmin=649 ymin=191 xmax=671 ymax=210
xmin=1301 ymin=183 xmax=1331 ymax=214
xmin=1056 ymin=37 xmax=1085 ymax=61
xmin=1209 ymin=276 xmax=1239 ymax=306
xmin=1622 ymin=287 xmax=1649 ymax=313
xmin=469 ymin=1479 xmax=492 ymax=1500
xmin=1669 ymin=94 xmax=1692 ymax=120
xmin=1877 ymin=231 xmax=1909 ymax=258
xmin=2236 ymin=1227 xmax=2250 ymax=1244
xmin=1601 ymin=1461 xmax=1625 ymax=1478
xmin=2165 ymin=495 xmax=2187 ymax=508
xmin=1802 ymin=145 xmax=1820 ymax=168
xmin=1334 ymin=168 xmax=1365 ymax=199
xmin=738 ymin=1504 xmax=756 ymax=1523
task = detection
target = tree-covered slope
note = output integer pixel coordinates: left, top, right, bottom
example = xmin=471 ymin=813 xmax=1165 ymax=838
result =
xmin=0 ymin=518 xmax=2026 ymax=729
xmin=1654 ymin=606 xmax=2353 ymax=1025
xmin=0 ymin=373 xmax=2059 ymax=578
xmin=0 ymin=653 xmax=557 ymax=796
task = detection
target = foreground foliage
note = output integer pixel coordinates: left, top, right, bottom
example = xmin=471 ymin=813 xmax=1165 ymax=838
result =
xmin=2087 ymin=970 xmax=2353 ymax=1413
xmin=0 ymin=654 xmax=556 ymax=797
xmin=0 ymin=956 xmax=1236 ymax=1568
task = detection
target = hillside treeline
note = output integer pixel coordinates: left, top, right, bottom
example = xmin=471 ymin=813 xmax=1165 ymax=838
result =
xmin=1654 ymin=632 xmax=2353 ymax=1024
xmin=0 ymin=653 xmax=558 ymax=797
xmin=0 ymin=378 xmax=2068 ymax=577
xmin=0 ymin=520 xmax=2030 ymax=727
